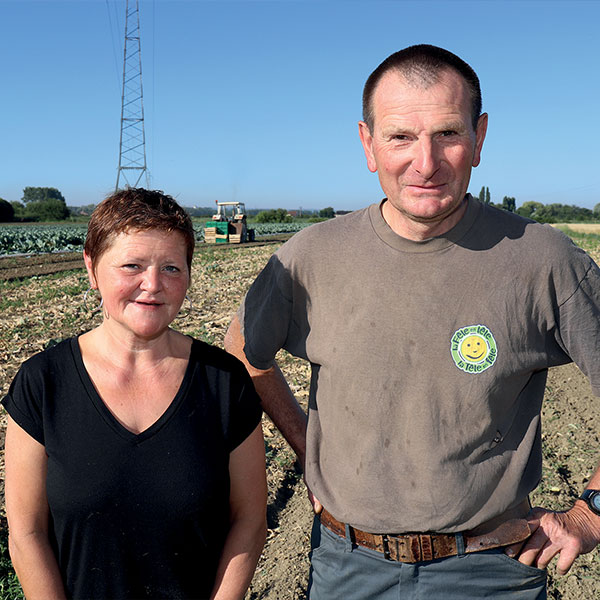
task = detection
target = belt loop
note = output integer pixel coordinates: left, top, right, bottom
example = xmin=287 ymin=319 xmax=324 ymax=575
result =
xmin=455 ymin=532 xmax=465 ymax=556
xmin=344 ymin=523 xmax=353 ymax=552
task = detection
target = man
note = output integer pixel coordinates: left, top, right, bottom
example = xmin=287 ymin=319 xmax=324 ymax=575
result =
xmin=225 ymin=45 xmax=600 ymax=598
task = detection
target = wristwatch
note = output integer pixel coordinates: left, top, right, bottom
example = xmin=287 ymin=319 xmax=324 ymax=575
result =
xmin=578 ymin=490 xmax=600 ymax=516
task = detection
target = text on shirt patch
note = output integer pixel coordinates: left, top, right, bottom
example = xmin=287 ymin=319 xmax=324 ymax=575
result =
xmin=450 ymin=324 xmax=497 ymax=373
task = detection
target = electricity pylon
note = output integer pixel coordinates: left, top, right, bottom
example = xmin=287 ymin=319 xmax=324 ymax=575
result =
xmin=115 ymin=0 xmax=149 ymax=191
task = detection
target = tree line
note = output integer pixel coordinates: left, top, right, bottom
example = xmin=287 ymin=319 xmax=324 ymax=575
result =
xmin=475 ymin=186 xmax=600 ymax=224
xmin=1 ymin=186 xmax=599 ymax=225
xmin=0 ymin=187 xmax=70 ymax=222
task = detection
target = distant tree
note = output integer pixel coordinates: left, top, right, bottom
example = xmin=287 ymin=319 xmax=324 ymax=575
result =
xmin=11 ymin=201 xmax=25 ymax=218
xmin=187 ymin=206 xmax=220 ymax=218
xmin=477 ymin=186 xmax=491 ymax=203
xmin=22 ymin=186 xmax=66 ymax=204
xmin=0 ymin=198 xmax=14 ymax=222
xmin=517 ymin=201 xmax=544 ymax=220
xmin=256 ymin=208 xmax=292 ymax=223
xmin=502 ymin=196 xmax=516 ymax=212
xmin=21 ymin=186 xmax=69 ymax=221
xmin=68 ymin=203 xmax=97 ymax=217
xmin=319 ymin=206 xmax=335 ymax=219
xmin=24 ymin=198 xmax=70 ymax=221
xmin=478 ymin=186 xmax=485 ymax=203
xmin=595 ymin=203 xmax=600 ymax=219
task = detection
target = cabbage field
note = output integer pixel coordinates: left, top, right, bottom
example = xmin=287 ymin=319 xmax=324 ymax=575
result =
xmin=0 ymin=222 xmax=311 ymax=255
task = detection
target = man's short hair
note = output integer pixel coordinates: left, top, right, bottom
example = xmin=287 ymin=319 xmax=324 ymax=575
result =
xmin=362 ymin=44 xmax=482 ymax=131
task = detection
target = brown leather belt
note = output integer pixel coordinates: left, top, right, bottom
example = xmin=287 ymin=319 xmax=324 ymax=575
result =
xmin=319 ymin=504 xmax=532 ymax=563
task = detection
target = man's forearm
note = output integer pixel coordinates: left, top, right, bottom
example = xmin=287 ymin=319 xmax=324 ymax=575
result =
xmin=250 ymin=363 xmax=308 ymax=464
xmin=224 ymin=315 xmax=308 ymax=464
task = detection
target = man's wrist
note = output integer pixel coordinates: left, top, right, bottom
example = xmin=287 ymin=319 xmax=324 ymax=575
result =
xmin=578 ymin=489 xmax=600 ymax=516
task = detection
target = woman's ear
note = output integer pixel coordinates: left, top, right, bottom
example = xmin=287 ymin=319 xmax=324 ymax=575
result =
xmin=83 ymin=251 xmax=97 ymax=289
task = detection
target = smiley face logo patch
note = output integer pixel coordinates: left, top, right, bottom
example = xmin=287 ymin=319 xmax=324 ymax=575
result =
xmin=451 ymin=325 xmax=497 ymax=373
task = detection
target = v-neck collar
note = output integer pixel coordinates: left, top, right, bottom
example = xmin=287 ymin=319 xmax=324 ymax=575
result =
xmin=70 ymin=336 xmax=196 ymax=443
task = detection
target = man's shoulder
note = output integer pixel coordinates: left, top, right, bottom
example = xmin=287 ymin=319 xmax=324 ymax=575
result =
xmin=480 ymin=203 xmax=578 ymax=245
xmin=476 ymin=202 xmax=593 ymax=270
xmin=277 ymin=205 xmax=373 ymax=253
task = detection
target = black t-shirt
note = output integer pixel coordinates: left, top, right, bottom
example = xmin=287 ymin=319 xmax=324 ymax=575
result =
xmin=2 ymin=337 xmax=262 ymax=599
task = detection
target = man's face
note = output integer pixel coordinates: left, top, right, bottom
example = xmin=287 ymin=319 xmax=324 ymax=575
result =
xmin=359 ymin=68 xmax=487 ymax=237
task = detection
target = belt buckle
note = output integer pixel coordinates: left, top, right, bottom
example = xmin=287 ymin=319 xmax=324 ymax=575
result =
xmin=382 ymin=533 xmax=421 ymax=563
xmin=381 ymin=534 xmax=393 ymax=561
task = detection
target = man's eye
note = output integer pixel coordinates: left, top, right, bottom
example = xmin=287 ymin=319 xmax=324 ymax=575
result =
xmin=440 ymin=130 xmax=457 ymax=137
xmin=164 ymin=265 xmax=181 ymax=273
xmin=123 ymin=264 xmax=139 ymax=270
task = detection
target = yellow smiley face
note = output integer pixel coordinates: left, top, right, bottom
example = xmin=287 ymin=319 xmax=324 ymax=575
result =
xmin=460 ymin=335 xmax=487 ymax=362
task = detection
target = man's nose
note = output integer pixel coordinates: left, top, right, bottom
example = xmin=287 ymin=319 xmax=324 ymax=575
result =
xmin=411 ymin=138 xmax=440 ymax=178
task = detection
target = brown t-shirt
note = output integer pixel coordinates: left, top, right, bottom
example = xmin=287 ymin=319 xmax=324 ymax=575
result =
xmin=240 ymin=197 xmax=600 ymax=533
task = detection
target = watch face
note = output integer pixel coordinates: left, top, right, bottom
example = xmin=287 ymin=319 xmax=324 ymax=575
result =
xmin=591 ymin=492 xmax=600 ymax=512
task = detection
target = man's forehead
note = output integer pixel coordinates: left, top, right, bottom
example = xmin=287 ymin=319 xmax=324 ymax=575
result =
xmin=371 ymin=68 xmax=472 ymax=119
xmin=375 ymin=67 xmax=467 ymax=96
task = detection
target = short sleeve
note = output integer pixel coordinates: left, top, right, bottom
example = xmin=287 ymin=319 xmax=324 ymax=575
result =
xmin=226 ymin=364 xmax=262 ymax=451
xmin=240 ymin=252 xmax=294 ymax=370
xmin=556 ymin=260 xmax=600 ymax=395
xmin=2 ymin=358 xmax=46 ymax=445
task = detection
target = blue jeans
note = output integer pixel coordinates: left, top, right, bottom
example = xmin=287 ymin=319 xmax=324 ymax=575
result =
xmin=308 ymin=517 xmax=547 ymax=599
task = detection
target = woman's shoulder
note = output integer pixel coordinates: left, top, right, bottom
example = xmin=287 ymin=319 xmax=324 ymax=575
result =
xmin=19 ymin=337 xmax=77 ymax=374
xmin=190 ymin=338 xmax=246 ymax=373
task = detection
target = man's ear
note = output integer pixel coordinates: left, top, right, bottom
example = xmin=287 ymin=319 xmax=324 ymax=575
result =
xmin=358 ymin=121 xmax=378 ymax=173
xmin=472 ymin=113 xmax=488 ymax=168
xmin=83 ymin=251 xmax=97 ymax=289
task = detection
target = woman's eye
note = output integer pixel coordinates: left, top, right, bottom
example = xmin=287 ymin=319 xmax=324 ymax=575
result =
xmin=123 ymin=264 xmax=139 ymax=270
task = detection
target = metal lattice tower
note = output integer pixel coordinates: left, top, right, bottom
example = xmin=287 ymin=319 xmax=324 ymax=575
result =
xmin=115 ymin=0 xmax=149 ymax=191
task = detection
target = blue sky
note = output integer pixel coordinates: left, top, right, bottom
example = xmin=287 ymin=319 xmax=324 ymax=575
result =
xmin=1 ymin=0 xmax=598 ymax=211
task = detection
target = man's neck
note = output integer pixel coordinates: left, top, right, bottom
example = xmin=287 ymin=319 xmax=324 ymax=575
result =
xmin=381 ymin=197 xmax=468 ymax=241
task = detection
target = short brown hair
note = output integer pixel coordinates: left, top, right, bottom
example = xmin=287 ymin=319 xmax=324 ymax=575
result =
xmin=84 ymin=188 xmax=195 ymax=272
xmin=362 ymin=44 xmax=482 ymax=131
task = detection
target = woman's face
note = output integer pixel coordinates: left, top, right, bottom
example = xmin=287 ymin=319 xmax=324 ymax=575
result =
xmin=84 ymin=229 xmax=190 ymax=341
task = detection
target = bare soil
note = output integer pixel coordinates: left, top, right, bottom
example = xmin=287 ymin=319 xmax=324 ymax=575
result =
xmin=1 ymin=243 xmax=600 ymax=599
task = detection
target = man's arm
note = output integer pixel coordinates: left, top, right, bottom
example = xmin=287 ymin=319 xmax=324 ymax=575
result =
xmin=511 ymin=465 xmax=600 ymax=575
xmin=224 ymin=315 xmax=321 ymax=511
xmin=224 ymin=315 xmax=308 ymax=463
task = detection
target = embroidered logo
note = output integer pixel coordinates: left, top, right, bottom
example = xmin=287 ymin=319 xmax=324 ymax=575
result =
xmin=450 ymin=324 xmax=497 ymax=373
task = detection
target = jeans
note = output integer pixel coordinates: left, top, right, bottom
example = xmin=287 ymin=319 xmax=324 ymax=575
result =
xmin=308 ymin=516 xmax=547 ymax=599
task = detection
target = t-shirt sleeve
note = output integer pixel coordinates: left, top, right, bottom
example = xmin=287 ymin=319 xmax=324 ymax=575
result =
xmin=227 ymin=364 xmax=262 ymax=451
xmin=556 ymin=259 xmax=600 ymax=396
xmin=2 ymin=358 xmax=45 ymax=445
xmin=239 ymin=252 xmax=295 ymax=370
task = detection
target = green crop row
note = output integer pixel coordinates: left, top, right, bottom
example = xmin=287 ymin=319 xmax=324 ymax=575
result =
xmin=0 ymin=225 xmax=89 ymax=255
xmin=0 ymin=222 xmax=312 ymax=255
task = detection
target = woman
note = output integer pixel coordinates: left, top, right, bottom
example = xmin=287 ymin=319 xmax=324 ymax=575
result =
xmin=3 ymin=188 xmax=267 ymax=599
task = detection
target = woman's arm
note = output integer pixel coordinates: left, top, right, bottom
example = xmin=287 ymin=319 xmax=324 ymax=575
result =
xmin=210 ymin=424 xmax=267 ymax=600
xmin=5 ymin=416 xmax=67 ymax=600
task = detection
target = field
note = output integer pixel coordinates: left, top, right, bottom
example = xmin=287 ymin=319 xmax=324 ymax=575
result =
xmin=0 ymin=222 xmax=310 ymax=256
xmin=1 ymin=228 xmax=600 ymax=598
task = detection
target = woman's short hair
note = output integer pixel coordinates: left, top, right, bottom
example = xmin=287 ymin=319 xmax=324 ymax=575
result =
xmin=84 ymin=188 xmax=195 ymax=272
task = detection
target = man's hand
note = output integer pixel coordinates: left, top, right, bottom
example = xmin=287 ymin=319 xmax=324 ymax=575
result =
xmin=506 ymin=504 xmax=600 ymax=575
xmin=305 ymin=478 xmax=323 ymax=514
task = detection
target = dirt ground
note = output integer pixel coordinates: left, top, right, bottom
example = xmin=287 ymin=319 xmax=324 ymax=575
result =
xmin=1 ymin=243 xmax=600 ymax=599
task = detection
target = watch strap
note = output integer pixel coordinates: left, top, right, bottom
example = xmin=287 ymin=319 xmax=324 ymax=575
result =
xmin=579 ymin=489 xmax=600 ymax=516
